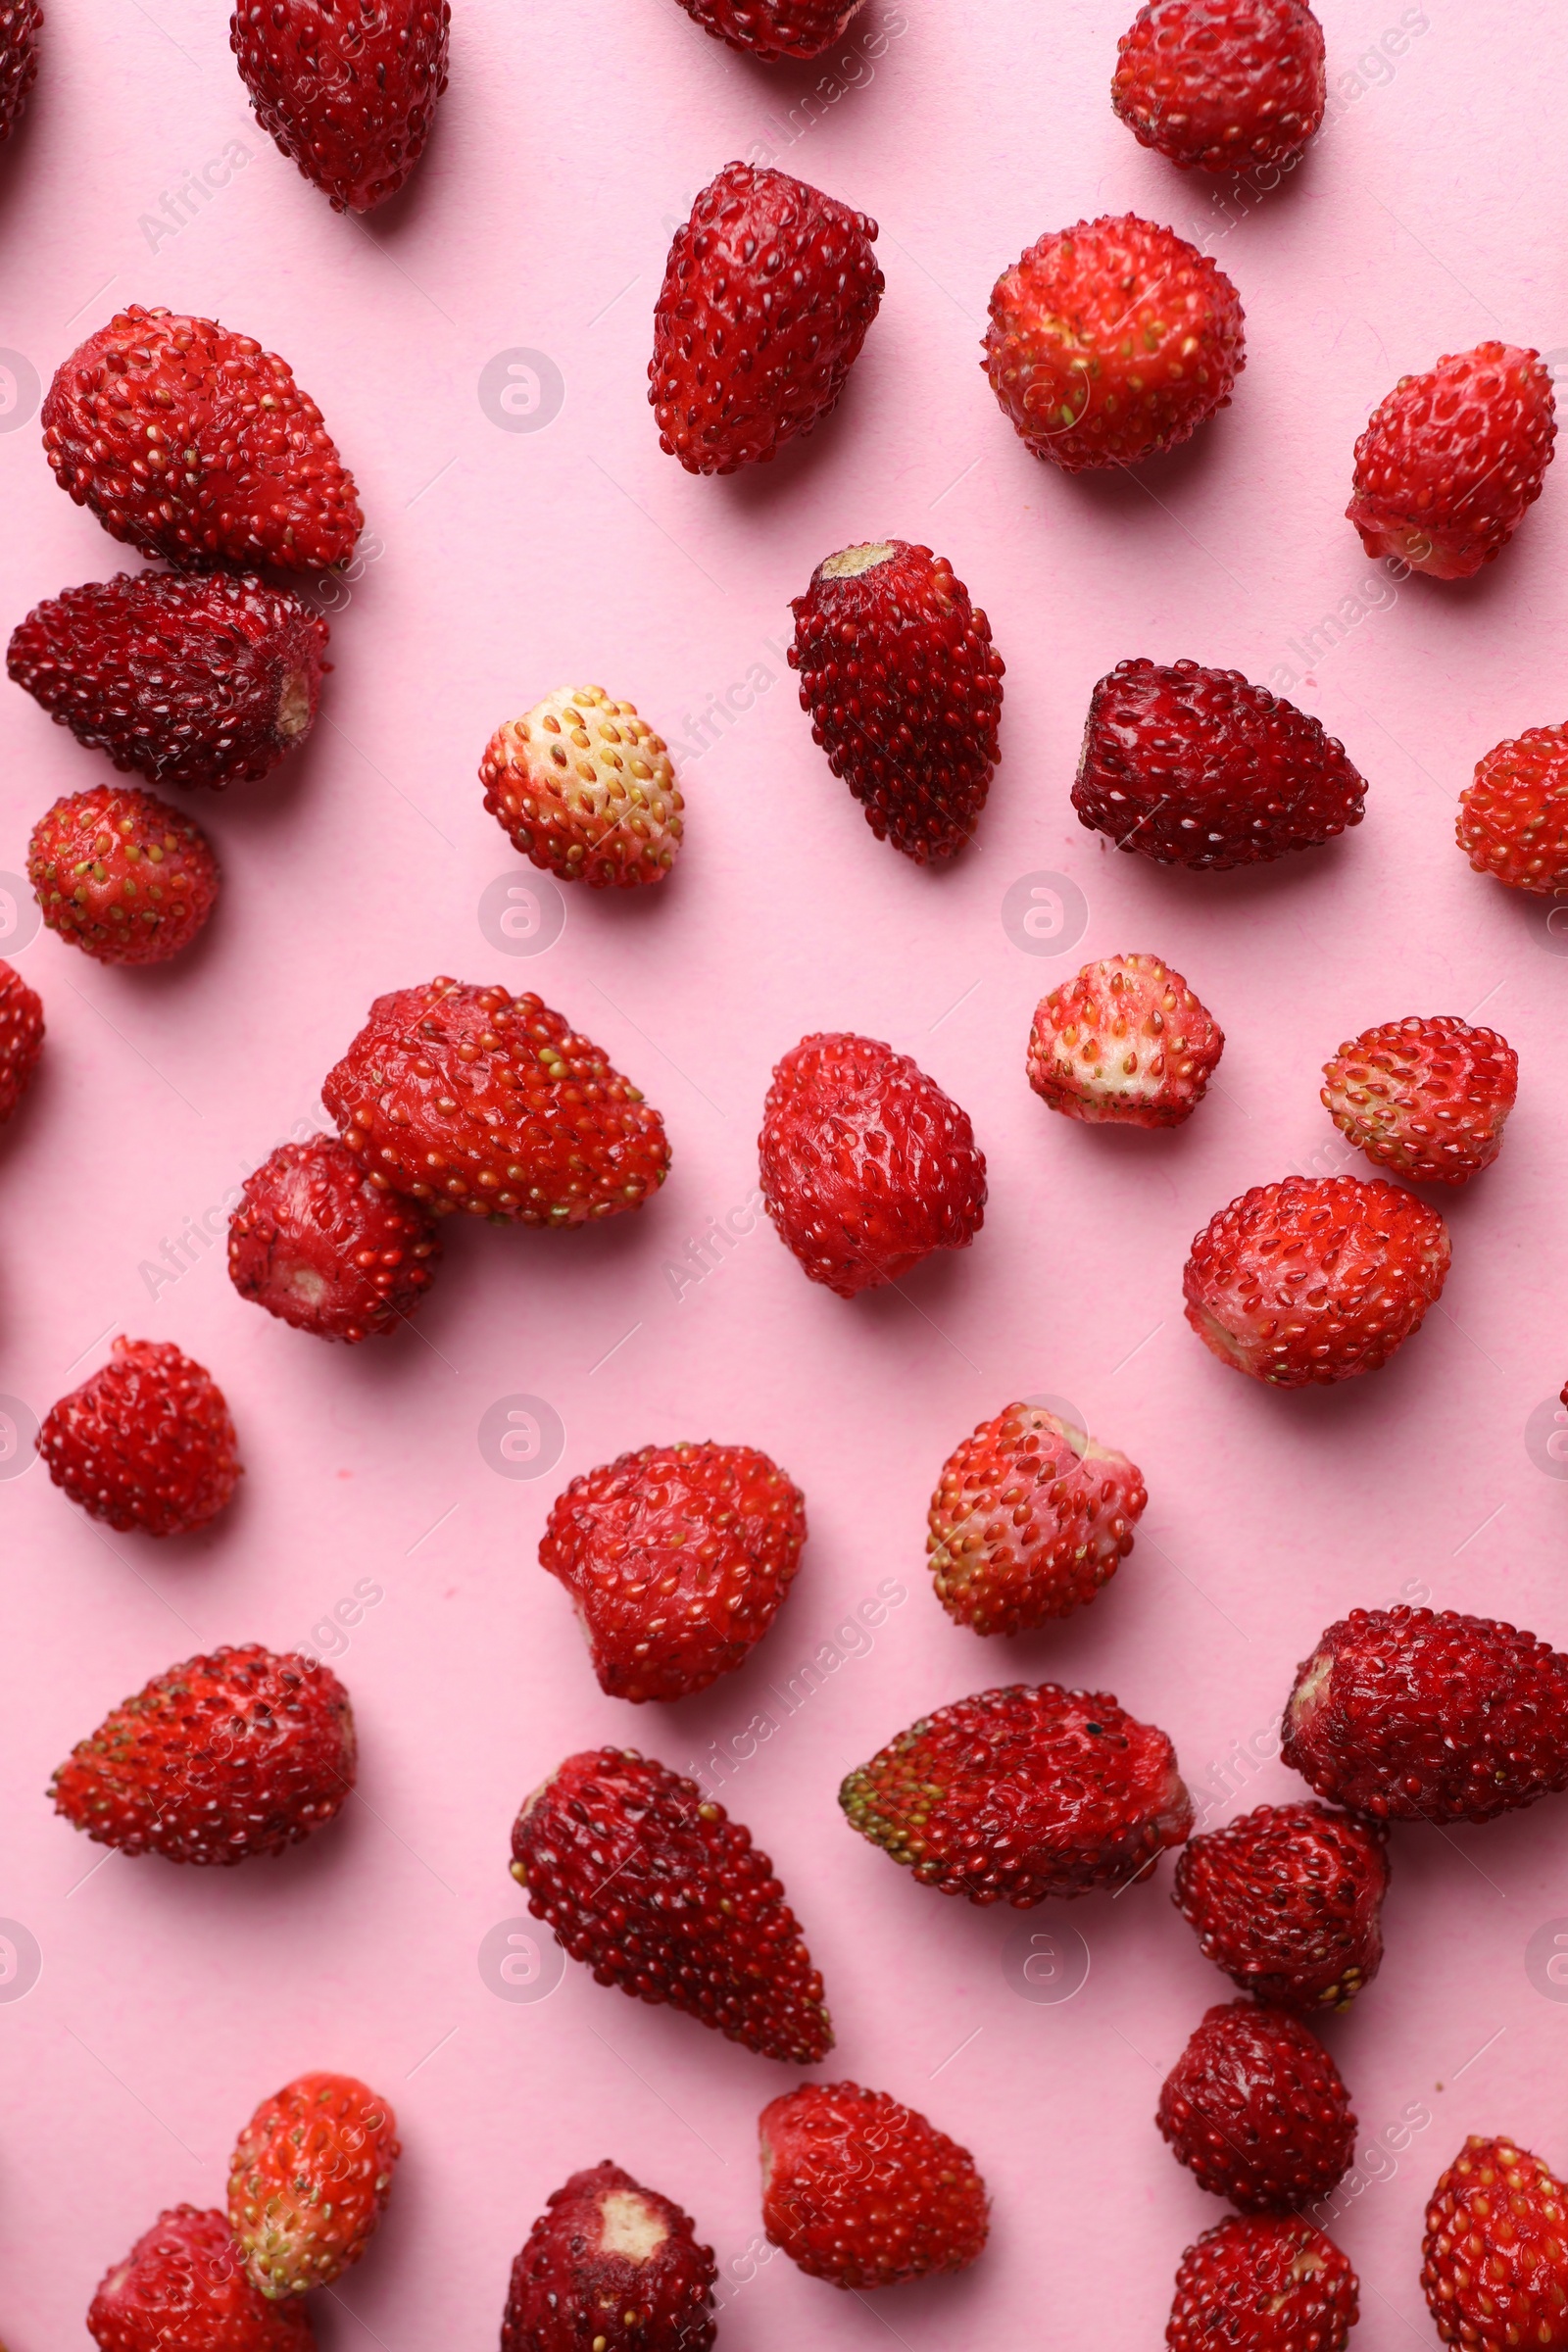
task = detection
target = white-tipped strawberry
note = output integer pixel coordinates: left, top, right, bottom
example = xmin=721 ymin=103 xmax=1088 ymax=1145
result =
xmin=480 ymin=685 xmax=684 ymax=888
xmin=1027 ymin=954 xmax=1223 ymax=1128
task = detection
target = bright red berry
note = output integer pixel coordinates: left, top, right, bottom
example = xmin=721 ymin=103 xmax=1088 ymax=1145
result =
xmin=760 ymin=2081 xmax=989 ymax=2289
xmin=501 ymin=2162 xmax=717 ymax=2352
xmin=38 ymin=1335 xmax=240 ymax=1536
xmin=1423 ymin=2137 xmax=1568 ymax=2352
xmin=231 ymin=0 xmax=450 ymax=213
xmin=0 ymin=0 xmax=40 ymax=139
xmin=43 ymin=305 xmax=363 ymax=572
xmin=29 ymin=783 xmax=218 ymax=965
xmin=228 ymin=1136 xmax=441 ymax=1343
xmin=787 ymin=540 xmax=1005 ymax=863
xmin=1321 ymin=1014 xmax=1517 ymax=1185
xmin=1167 ymin=2214 xmax=1357 ymax=2352
xmin=1458 ymin=724 xmax=1568 ymax=894
xmin=51 ymin=1643 xmax=356 ymax=1865
xmin=1348 ymin=343 xmax=1556 ymax=580
xmin=1028 ymin=954 xmax=1223 ymax=1126
xmin=1158 ymin=2001 xmax=1356 ymax=2211
xmin=670 ymin=0 xmax=863 ymax=59
xmin=228 ymin=2073 xmax=399 ymax=2296
xmin=650 ymin=162 xmax=883 ymax=474
xmin=479 ymin=685 xmax=684 ymax=887
xmin=511 ymin=1746 xmax=832 ymax=2063
xmin=1112 ymin=0 xmax=1326 ymax=173
xmin=0 ymin=957 xmax=42 ymax=1121
xmin=88 ymin=2206 xmax=316 ymax=2352
xmin=1173 ymin=1801 xmax=1389 ymax=2011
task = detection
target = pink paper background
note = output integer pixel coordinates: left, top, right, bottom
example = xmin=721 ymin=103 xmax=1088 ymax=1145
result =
xmin=1 ymin=0 xmax=1566 ymax=2341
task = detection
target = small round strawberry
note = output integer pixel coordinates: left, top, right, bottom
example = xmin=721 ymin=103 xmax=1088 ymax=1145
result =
xmin=1458 ymin=724 xmax=1568 ymax=894
xmin=1348 ymin=343 xmax=1556 ymax=580
xmin=28 ymin=783 xmax=218 ymax=965
xmin=651 ymin=162 xmax=883 ymax=474
xmin=982 ymin=214 xmax=1245 ymax=471
xmin=759 ymin=1031 xmax=986 ymax=1297
xmin=926 ymin=1402 xmax=1148 ymax=1635
xmin=479 ymin=684 xmax=684 ymax=888
xmin=1158 ymin=2001 xmax=1356 ymax=2211
xmin=1028 ymin=954 xmax=1223 ymax=1126
xmin=1112 ymin=0 xmax=1327 ymax=173
xmin=231 ymin=0 xmax=451 ymax=214
xmin=1173 ymin=1801 xmax=1389 ymax=2011
xmin=670 ymin=0 xmax=863 ymax=59
xmin=228 ymin=2073 xmax=399 ymax=2297
xmin=88 ymin=2205 xmax=316 ymax=2351
xmin=0 ymin=0 xmax=40 ymax=140
xmin=1184 ymin=1175 xmax=1450 ymax=1387
xmin=540 ymin=1441 xmax=807 ymax=1701
xmin=760 ymin=2082 xmax=989 ymax=2289
xmin=1423 ymin=2137 xmax=1568 ymax=2351
xmin=1167 ymin=2214 xmax=1357 ymax=2352
xmin=788 ymin=540 xmax=1005 ymax=863
xmin=501 ymin=2161 xmax=717 ymax=2352
xmin=1075 ymin=660 xmax=1366 ymax=868
xmin=228 ymin=1137 xmax=441 ymax=1343
xmin=1321 ymin=1014 xmax=1517 ymax=1185
xmin=38 ymin=1335 xmax=240 ymax=1537
xmin=0 ymin=957 xmax=43 ymax=1121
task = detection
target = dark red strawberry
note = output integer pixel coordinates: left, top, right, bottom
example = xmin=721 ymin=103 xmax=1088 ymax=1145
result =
xmin=29 ymin=782 xmax=218 ymax=964
xmin=322 ymin=976 xmax=669 ymax=1226
xmin=1167 ymin=2214 xmax=1358 ymax=2352
xmin=1112 ymin=0 xmax=1327 ymax=173
xmin=760 ymin=2081 xmax=989 ymax=2289
xmin=1027 ymin=953 xmax=1223 ymax=1126
xmin=228 ymin=1136 xmax=441 ymax=1343
xmin=8 ymin=572 xmax=329 ymax=790
xmin=1423 ymin=2137 xmax=1568 ymax=2351
xmin=1321 ymin=1014 xmax=1517 ymax=1185
xmin=787 ymin=540 xmax=1005 ymax=862
xmin=0 ymin=0 xmax=40 ymax=140
xmin=1459 ymin=724 xmax=1568 ymax=894
xmin=671 ymin=0 xmax=863 ymax=59
xmin=840 ymin=1683 xmax=1192 ymax=1903
xmin=231 ymin=0 xmax=450 ymax=214
xmin=0 ymin=957 xmax=42 ymax=1121
xmin=38 ymin=1335 xmax=240 ymax=1536
xmin=1173 ymin=1801 xmax=1389 ymax=2011
xmin=228 ymin=2073 xmax=399 ymax=2295
xmin=510 ymin=1746 xmax=832 ymax=2062
xmin=501 ymin=2162 xmax=717 ymax=2352
xmin=540 ymin=1441 xmax=806 ymax=1701
xmin=51 ymin=1643 xmax=356 ymax=1864
xmin=650 ymin=162 xmax=882 ymax=474
xmin=88 ymin=2206 xmax=316 ymax=2352
xmin=1283 ymin=1606 xmax=1568 ymax=1824
xmin=759 ymin=1031 xmax=986 ymax=1297
xmin=480 ymin=684 xmax=684 ymax=888
xmin=43 ymin=305 xmax=363 ymax=572
xmin=1158 ymin=2001 xmax=1356 ymax=2211
xmin=1348 ymin=343 xmax=1555 ymax=580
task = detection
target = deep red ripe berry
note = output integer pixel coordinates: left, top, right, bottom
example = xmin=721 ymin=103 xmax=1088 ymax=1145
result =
xmin=760 ymin=2081 xmax=989 ymax=2289
xmin=670 ymin=0 xmax=863 ymax=60
xmin=228 ymin=2074 xmax=399 ymax=2296
xmin=479 ymin=684 xmax=684 ymax=888
xmin=228 ymin=1136 xmax=441 ymax=1343
xmin=8 ymin=572 xmax=329 ymax=791
xmin=1158 ymin=2001 xmax=1356 ymax=2211
xmin=1173 ymin=1801 xmax=1389 ymax=2011
xmin=511 ymin=1746 xmax=833 ymax=2062
xmin=88 ymin=2206 xmax=317 ymax=2352
xmin=43 ymin=304 xmax=363 ymax=572
xmin=1075 ymin=660 xmax=1366 ymax=868
xmin=1348 ymin=343 xmax=1556 ymax=580
xmin=1112 ymin=0 xmax=1327 ymax=173
xmin=1028 ymin=953 xmax=1223 ymax=1126
xmin=759 ymin=1031 xmax=986 ymax=1297
xmin=1422 ymin=2137 xmax=1568 ymax=2352
xmin=1321 ymin=1014 xmax=1517 ymax=1185
xmin=788 ymin=540 xmax=1005 ymax=863
xmin=501 ymin=2162 xmax=717 ymax=2352
xmin=29 ymin=782 xmax=219 ymax=965
xmin=0 ymin=0 xmax=41 ymax=140
xmin=1458 ymin=724 xmax=1568 ymax=894
xmin=38 ymin=1335 xmax=240 ymax=1536
xmin=1167 ymin=2214 xmax=1357 ymax=2352
xmin=231 ymin=0 xmax=451 ymax=214
xmin=650 ymin=161 xmax=883 ymax=474
xmin=0 ymin=957 xmax=43 ymax=1121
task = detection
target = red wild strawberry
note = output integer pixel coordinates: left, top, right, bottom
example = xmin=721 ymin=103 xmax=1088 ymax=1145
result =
xmin=1348 ymin=344 xmax=1556 ymax=580
xmin=38 ymin=1335 xmax=240 ymax=1536
xmin=1283 ymin=1605 xmax=1568 ymax=1824
xmin=670 ymin=0 xmax=864 ymax=60
xmin=760 ymin=2081 xmax=989 ymax=2289
xmin=1167 ymin=2214 xmax=1358 ymax=2352
xmin=1184 ymin=1175 xmax=1450 ymax=1387
xmin=1158 ymin=2001 xmax=1356 ymax=2211
xmin=1423 ymin=2137 xmax=1568 ymax=2352
xmin=759 ymin=1032 xmax=986 ymax=1296
xmin=840 ymin=1683 xmax=1192 ymax=1903
xmin=228 ymin=2073 xmax=399 ymax=2296
xmin=510 ymin=1746 xmax=832 ymax=2062
xmin=1112 ymin=0 xmax=1327 ymax=173
xmin=787 ymin=541 xmax=1005 ymax=863
xmin=323 ymin=977 xmax=669 ymax=1225
xmin=501 ymin=2162 xmax=717 ymax=2352
xmin=540 ymin=1441 xmax=807 ymax=1701
xmin=926 ymin=1401 xmax=1147 ymax=1635
xmin=1028 ymin=954 xmax=1223 ymax=1126
xmin=1173 ymin=1801 xmax=1389 ymax=2011
xmin=0 ymin=0 xmax=40 ymax=139
xmin=0 ymin=957 xmax=42 ymax=1121
xmin=1458 ymin=724 xmax=1568 ymax=894
xmin=8 ymin=572 xmax=330 ymax=791
xmin=228 ymin=1136 xmax=442 ymax=1342
xmin=29 ymin=782 xmax=218 ymax=964
xmin=650 ymin=162 xmax=883 ymax=474
xmin=1321 ymin=1014 xmax=1517 ymax=1185
xmin=51 ymin=1643 xmax=356 ymax=1864
xmin=44 ymin=305 xmax=363 ymax=572
xmin=231 ymin=0 xmax=450 ymax=214
xmin=479 ymin=685 xmax=684 ymax=888
xmin=88 ymin=2206 xmax=316 ymax=2352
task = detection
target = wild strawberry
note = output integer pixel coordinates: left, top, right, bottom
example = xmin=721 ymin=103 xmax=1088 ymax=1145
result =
xmin=1184 ymin=1175 xmax=1450 ymax=1387
xmin=231 ymin=0 xmax=450 ymax=214
xmin=650 ymin=162 xmax=883 ymax=474
xmin=926 ymin=1401 xmax=1147 ymax=1635
xmin=510 ymin=1746 xmax=832 ymax=2062
xmin=787 ymin=540 xmax=1005 ymax=863
xmin=501 ymin=2162 xmax=717 ymax=2352
xmin=0 ymin=0 xmax=40 ymax=140
xmin=1112 ymin=0 xmax=1327 ymax=173
xmin=1158 ymin=2001 xmax=1355 ymax=2211
xmin=88 ymin=2206 xmax=316 ymax=2351
xmin=228 ymin=2073 xmax=399 ymax=2297
xmin=1282 ymin=1605 xmax=1568 ymax=1824
xmin=51 ymin=1643 xmax=356 ymax=1865
xmin=43 ymin=305 xmax=363 ymax=572
xmin=8 ymin=572 xmax=329 ymax=791
xmin=1173 ymin=1801 xmax=1389 ymax=2011
xmin=670 ymin=0 xmax=863 ymax=59
xmin=0 ymin=957 xmax=42 ymax=1121
xmin=228 ymin=1136 xmax=441 ymax=1343
xmin=1348 ymin=344 xmax=1555 ymax=580
xmin=760 ymin=2081 xmax=989 ymax=2289
xmin=983 ymin=214 xmax=1244 ymax=471
xmin=1027 ymin=953 xmax=1223 ymax=1126
xmin=323 ymin=977 xmax=669 ymax=1226
xmin=1422 ymin=2137 xmax=1568 ymax=2351
xmin=759 ymin=1031 xmax=986 ymax=1297
xmin=479 ymin=685 xmax=683 ymax=888
xmin=1321 ymin=1014 xmax=1517 ymax=1185
xmin=1458 ymin=724 xmax=1568 ymax=894
xmin=28 ymin=783 xmax=218 ymax=964
xmin=540 ymin=1441 xmax=806 ymax=1701
xmin=38 ymin=1335 xmax=241 ymax=1536
xmin=1167 ymin=2214 xmax=1357 ymax=2352
xmin=840 ymin=1682 xmax=1192 ymax=1903
xmin=1075 ymin=660 xmax=1366 ymax=867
